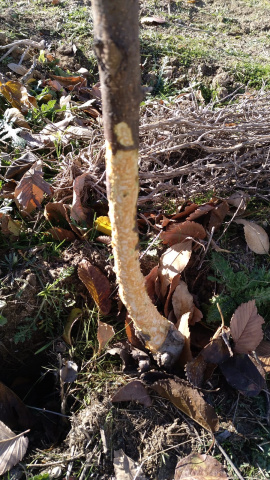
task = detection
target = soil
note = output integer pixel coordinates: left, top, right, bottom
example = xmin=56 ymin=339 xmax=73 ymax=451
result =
xmin=0 ymin=1 xmax=270 ymax=479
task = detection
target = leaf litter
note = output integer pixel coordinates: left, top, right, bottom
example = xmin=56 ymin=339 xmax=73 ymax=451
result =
xmin=0 ymin=11 xmax=270 ymax=479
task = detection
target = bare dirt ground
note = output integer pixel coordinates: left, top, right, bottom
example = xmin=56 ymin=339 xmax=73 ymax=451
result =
xmin=0 ymin=1 xmax=270 ymax=479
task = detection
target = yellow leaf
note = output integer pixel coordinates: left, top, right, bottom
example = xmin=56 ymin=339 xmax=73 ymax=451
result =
xmin=95 ymin=216 xmax=112 ymax=236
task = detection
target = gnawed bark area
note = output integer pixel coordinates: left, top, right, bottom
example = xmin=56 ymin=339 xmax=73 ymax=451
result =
xmin=92 ymin=0 xmax=184 ymax=366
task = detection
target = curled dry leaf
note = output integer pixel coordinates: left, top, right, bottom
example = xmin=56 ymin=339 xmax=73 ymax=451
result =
xmin=208 ymin=201 xmax=229 ymax=231
xmin=174 ymin=452 xmax=228 ymax=480
xmin=220 ymin=354 xmax=265 ymax=397
xmin=158 ymin=240 xmax=192 ymax=298
xmin=230 ymin=300 xmax=264 ymax=354
xmin=51 ymin=74 xmax=87 ymax=90
xmin=78 ymin=259 xmax=111 ymax=315
xmin=97 ymin=320 xmax=115 ymax=353
xmin=151 ymin=377 xmax=219 ymax=432
xmin=0 ymin=215 xmax=21 ymax=237
xmin=172 ymin=280 xmax=194 ymax=327
xmin=5 ymin=151 xmax=37 ymax=181
xmin=63 ymin=308 xmax=82 ymax=345
xmin=234 ymin=219 xmax=269 ymax=254
xmin=186 ymin=203 xmax=214 ymax=221
xmin=112 ymin=380 xmax=152 ymax=407
xmin=14 ymin=161 xmax=52 ymax=213
xmin=114 ymin=449 xmax=147 ymax=480
xmin=71 ymin=173 xmax=93 ymax=226
xmin=171 ymin=203 xmax=198 ymax=220
xmin=4 ymin=107 xmax=30 ymax=129
xmin=161 ymin=221 xmax=206 ymax=246
xmin=256 ymin=340 xmax=270 ymax=373
xmin=177 ymin=312 xmax=193 ymax=366
xmin=145 ymin=265 xmax=158 ymax=304
xmin=0 ymin=421 xmax=29 ymax=476
xmin=227 ymin=191 xmax=249 ymax=215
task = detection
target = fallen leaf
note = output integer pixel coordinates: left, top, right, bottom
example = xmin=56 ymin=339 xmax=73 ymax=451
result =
xmin=0 ymin=80 xmax=37 ymax=113
xmin=161 ymin=221 xmax=206 ymax=246
xmin=220 ymin=354 xmax=265 ymax=397
xmin=0 ymin=382 xmax=33 ymax=430
xmin=208 ymin=201 xmax=229 ymax=231
xmin=112 ymin=380 xmax=152 ymax=407
xmin=51 ymin=75 xmax=87 ymax=90
xmin=186 ymin=203 xmax=214 ymax=221
xmin=177 ymin=312 xmax=193 ymax=366
xmin=171 ymin=203 xmax=198 ymax=220
xmin=14 ymin=160 xmax=52 ymax=213
xmin=256 ymin=340 xmax=270 ymax=373
xmin=4 ymin=107 xmax=30 ymax=129
xmin=164 ymin=274 xmax=181 ymax=317
xmin=151 ymin=377 xmax=219 ymax=432
xmin=0 ymin=421 xmax=29 ymax=476
xmin=63 ymin=308 xmax=82 ymax=345
xmin=114 ymin=449 xmax=148 ymax=480
xmin=227 ymin=191 xmax=249 ymax=214
xmin=97 ymin=320 xmax=115 ymax=352
xmin=141 ymin=16 xmax=166 ymax=24
xmin=60 ymin=360 xmax=78 ymax=383
xmin=145 ymin=265 xmax=158 ymax=303
xmin=0 ymin=215 xmax=21 ymax=237
xmin=71 ymin=173 xmax=92 ymax=226
xmin=185 ymin=355 xmax=208 ymax=388
xmin=7 ymin=63 xmax=28 ymax=76
xmin=5 ymin=151 xmax=37 ymax=181
xmin=174 ymin=452 xmax=228 ymax=479
xmin=158 ymin=240 xmax=192 ymax=297
xmin=78 ymin=260 xmax=111 ymax=315
xmin=125 ymin=314 xmax=145 ymax=350
xmin=234 ymin=219 xmax=269 ymax=254
xmin=189 ymin=305 xmax=203 ymax=326
xmin=172 ymin=280 xmax=194 ymax=327
xmin=47 ymin=227 xmax=77 ymax=242
xmin=230 ymin=300 xmax=264 ymax=354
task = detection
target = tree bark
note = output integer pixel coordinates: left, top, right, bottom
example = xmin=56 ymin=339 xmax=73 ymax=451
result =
xmin=92 ymin=0 xmax=184 ymax=367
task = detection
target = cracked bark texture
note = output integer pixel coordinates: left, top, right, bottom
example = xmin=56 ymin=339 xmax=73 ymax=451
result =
xmin=92 ymin=0 xmax=184 ymax=366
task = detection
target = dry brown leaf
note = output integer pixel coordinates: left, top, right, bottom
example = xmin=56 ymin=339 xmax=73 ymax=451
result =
xmin=234 ymin=219 xmax=269 ymax=254
xmin=227 ymin=191 xmax=249 ymax=215
xmin=0 ymin=382 xmax=33 ymax=430
xmin=171 ymin=203 xmax=198 ymax=220
xmin=158 ymin=240 xmax=192 ymax=298
xmin=186 ymin=203 xmax=214 ymax=221
xmin=256 ymin=340 xmax=270 ymax=373
xmin=7 ymin=63 xmax=28 ymax=76
xmin=14 ymin=161 xmax=52 ymax=213
xmin=189 ymin=305 xmax=203 ymax=326
xmin=0 ymin=421 xmax=29 ymax=476
xmin=230 ymin=300 xmax=264 ymax=354
xmin=5 ymin=152 xmax=37 ymax=181
xmin=174 ymin=452 xmax=228 ymax=479
xmin=114 ymin=449 xmax=147 ymax=480
xmin=172 ymin=280 xmax=194 ymax=327
xmin=151 ymin=377 xmax=219 ymax=432
xmin=112 ymin=380 xmax=152 ymax=407
xmin=177 ymin=312 xmax=193 ymax=366
xmin=145 ymin=265 xmax=158 ymax=303
xmin=0 ymin=80 xmax=37 ymax=113
xmin=0 ymin=215 xmax=21 ymax=237
xmin=78 ymin=260 xmax=111 ymax=315
xmin=71 ymin=173 xmax=92 ymax=226
xmin=220 ymin=354 xmax=265 ymax=397
xmin=47 ymin=227 xmax=77 ymax=242
xmin=161 ymin=221 xmax=206 ymax=246
xmin=208 ymin=201 xmax=229 ymax=231
xmin=63 ymin=308 xmax=82 ymax=345
xmin=97 ymin=320 xmax=115 ymax=352
xmin=125 ymin=314 xmax=145 ymax=350
xmin=51 ymin=74 xmax=87 ymax=90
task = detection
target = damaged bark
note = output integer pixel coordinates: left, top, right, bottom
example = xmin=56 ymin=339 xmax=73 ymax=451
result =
xmin=92 ymin=0 xmax=184 ymax=367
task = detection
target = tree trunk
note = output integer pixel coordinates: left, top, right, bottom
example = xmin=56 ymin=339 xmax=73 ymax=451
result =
xmin=91 ymin=0 xmax=184 ymax=367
